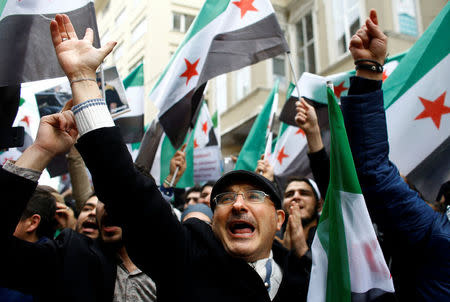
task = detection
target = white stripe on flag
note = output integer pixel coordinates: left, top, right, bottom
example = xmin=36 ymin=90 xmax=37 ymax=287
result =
xmin=1 ymin=0 xmax=93 ymax=21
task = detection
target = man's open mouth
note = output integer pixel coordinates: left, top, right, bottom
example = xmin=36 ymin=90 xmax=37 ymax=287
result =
xmin=228 ymin=221 xmax=255 ymax=235
xmin=82 ymin=219 xmax=98 ymax=233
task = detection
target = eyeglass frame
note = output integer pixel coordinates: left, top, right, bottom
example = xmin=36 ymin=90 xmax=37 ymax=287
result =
xmin=212 ymin=190 xmax=270 ymax=207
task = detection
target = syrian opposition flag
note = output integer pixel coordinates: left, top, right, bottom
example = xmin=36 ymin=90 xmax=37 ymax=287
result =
xmin=115 ymin=63 xmax=145 ymax=144
xmin=273 ymin=54 xmax=404 ymax=192
xmin=149 ymin=0 xmax=288 ymax=149
xmin=1 ymin=91 xmax=40 ymax=164
xmin=269 ymin=83 xmax=329 ymax=191
xmin=279 ymin=53 xmax=405 ymax=126
xmin=193 ymin=102 xmax=222 ymax=183
xmin=0 ymin=0 xmax=99 ymax=86
xmin=235 ymin=81 xmax=279 ymax=171
xmin=307 ymin=87 xmax=395 ymax=302
xmin=135 ymin=120 xmax=195 ymax=188
xmin=382 ymin=3 xmax=450 ymax=200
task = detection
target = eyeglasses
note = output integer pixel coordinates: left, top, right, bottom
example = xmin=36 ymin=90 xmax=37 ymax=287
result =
xmin=213 ymin=190 xmax=269 ymax=206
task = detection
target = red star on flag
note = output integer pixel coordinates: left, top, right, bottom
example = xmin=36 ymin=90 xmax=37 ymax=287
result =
xmin=415 ymin=92 xmax=450 ymax=129
xmin=382 ymin=70 xmax=388 ymax=82
xmin=180 ymin=58 xmax=200 ymax=85
xmin=333 ymin=81 xmax=348 ymax=99
xmin=295 ymin=128 xmax=305 ymax=136
xmin=277 ymin=146 xmax=289 ymax=165
xmin=194 ymin=139 xmax=199 ymax=148
xmin=2 ymin=157 xmax=13 ymax=165
xmin=20 ymin=116 xmax=30 ymax=127
xmin=202 ymin=121 xmax=208 ymax=134
xmin=233 ymin=0 xmax=258 ymax=18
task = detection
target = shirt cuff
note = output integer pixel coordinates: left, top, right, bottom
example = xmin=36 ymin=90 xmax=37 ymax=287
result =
xmin=2 ymin=160 xmax=41 ymax=182
xmin=72 ymin=99 xmax=115 ymax=137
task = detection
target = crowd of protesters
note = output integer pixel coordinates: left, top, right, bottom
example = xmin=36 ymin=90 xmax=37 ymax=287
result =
xmin=0 ymin=8 xmax=449 ymax=302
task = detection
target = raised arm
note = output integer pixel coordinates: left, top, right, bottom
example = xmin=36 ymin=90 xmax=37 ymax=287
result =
xmin=0 ymin=111 xmax=77 ymax=294
xmin=341 ymin=9 xmax=449 ymax=247
xmin=295 ymin=98 xmax=329 ymax=197
xmin=49 ymin=14 xmax=190 ymax=281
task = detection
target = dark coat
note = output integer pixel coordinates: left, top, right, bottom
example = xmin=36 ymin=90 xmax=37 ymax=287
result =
xmin=341 ymin=76 xmax=450 ymax=301
xmin=76 ymin=126 xmax=312 ymax=302
xmin=0 ymin=169 xmax=117 ymax=302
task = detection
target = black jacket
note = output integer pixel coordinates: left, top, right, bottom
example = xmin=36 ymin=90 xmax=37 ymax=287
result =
xmin=77 ymin=126 xmax=312 ymax=302
xmin=0 ymin=168 xmax=117 ymax=302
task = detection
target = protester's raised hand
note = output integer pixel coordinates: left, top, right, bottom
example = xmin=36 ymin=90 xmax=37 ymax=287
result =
xmin=295 ymin=98 xmax=319 ymax=135
xmin=50 ymin=14 xmax=116 ymax=81
xmin=167 ymin=144 xmax=187 ymax=186
xmin=349 ymin=9 xmax=387 ymax=66
xmin=255 ymin=155 xmax=274 ymax=181
xmin=34 ymin=111 xmax=78 ymax=157
xmin=15 ymin=111 xmax=78 ymax=172
xmin=55 ymin=202 xmax=77 ymax=230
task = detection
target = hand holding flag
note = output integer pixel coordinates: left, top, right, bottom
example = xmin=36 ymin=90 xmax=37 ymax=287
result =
xmin=165 ymin=143 xmax=187 ymax=187
xmin=255 ymin=155 xmax=274 ymax=181
xmin=295 ymin=99 xmax=324 ymax=154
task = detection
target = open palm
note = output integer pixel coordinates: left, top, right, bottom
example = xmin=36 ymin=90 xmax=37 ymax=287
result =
xmin=50 ymin=14 xmax=116 ymax=80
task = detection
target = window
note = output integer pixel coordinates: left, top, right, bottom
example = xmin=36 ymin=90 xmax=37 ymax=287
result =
xmin=397 ymin=0 xmax=418 ymax=36
xmin=101 ymin=29 xmax=110 ymax=47
xmin=235 ymin=66 xmax=251 ymax=101
xmin=129 ymin=58 xmax=143 ymax=73
xmin=132 ymin=19 xmax=147 ymax=42
xmin=103 ymin=1 xmax=110 ymax=15
xmin=172 ymin=12 xmax=196 ymax=33
xmin=115 ymin=8 xmax=126 ymax=27
xmin=296 ymin=12 xmax=316 ymax=74
xmin=333 ymin=0 xmax=360 ymax=56
xmin=215 ymin=74 xmax=227 ymax=114
xmin=114 ymin=43 xmax=123 ymax=61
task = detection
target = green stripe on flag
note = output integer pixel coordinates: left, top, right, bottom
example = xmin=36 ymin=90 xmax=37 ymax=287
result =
xmin=151 ymin=0 xmax=231 ymax=94
xmin=235 ymin=81 xmax=278 ymax=171
xmin=383 ymin=3 xmax=450 ymax=109
xmin=316 ymin=87 xmax=364 ymax=301
xmin=0 ymin=0 xmax=7 ymax=17
xmin=327 ymin=87 xmax=361 ymax=194
xmin=123 ymin=63 xmax=144 ymax=88
xmin=212 ymin=111 xmax=218 ymax=128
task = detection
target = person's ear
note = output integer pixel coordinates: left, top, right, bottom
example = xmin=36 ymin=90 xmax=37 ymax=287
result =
xmin=317 ymin=199 xmax=324 ymax=213
xmin=276 ymin=209 xmax=285 ymax=231
xmin=26 ymin=214 xmax=41 ymax=233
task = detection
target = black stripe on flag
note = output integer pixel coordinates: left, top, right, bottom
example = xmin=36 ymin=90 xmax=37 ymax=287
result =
xmin=0 ymin=2 xmax=99 ymax=86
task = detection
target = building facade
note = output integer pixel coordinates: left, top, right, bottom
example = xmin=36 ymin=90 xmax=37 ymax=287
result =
xmin=94 ymin=0 xmax=447 ymax=157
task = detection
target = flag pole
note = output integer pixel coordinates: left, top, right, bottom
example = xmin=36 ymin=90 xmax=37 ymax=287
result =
xmin=100 ymin=64 xmax=106 ymax=101
xmin=169 ymin=127 xmax=194 ymax=187
xmin=287 ymin=51 xmax=302 ymax=102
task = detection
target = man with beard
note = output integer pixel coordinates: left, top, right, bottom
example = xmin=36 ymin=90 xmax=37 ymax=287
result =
xmin=75 ymin=195 xmax=99 ymax=239
xmin=279 ymin=178 xmax=322 ymax=249
xmin=95 ymin=199 xmax=157 ymax=302
xmin=47 ymin=14 xmax=313 ymax=301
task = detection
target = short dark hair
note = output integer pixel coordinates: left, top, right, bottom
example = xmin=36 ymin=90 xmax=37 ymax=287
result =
xmin=185 ymin=185 xmax=202 ymax=198
xmin=284 ymin=177 xmax=320 ymax=202
xmin=21 ymin=186 xmax=57 ymax=239
xmin=201 ymin=181 xmax=215 ymax=192
xmin=436 ymin=181 xmax=450 ymax=208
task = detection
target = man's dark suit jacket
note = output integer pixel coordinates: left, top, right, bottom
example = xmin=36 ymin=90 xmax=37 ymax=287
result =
xmin=0 ymin=169 xmax=117 ymax=302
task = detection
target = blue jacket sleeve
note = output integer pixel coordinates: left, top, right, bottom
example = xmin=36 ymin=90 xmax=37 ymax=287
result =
xmin=340 ymin=77 xmax=450 ymax=250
